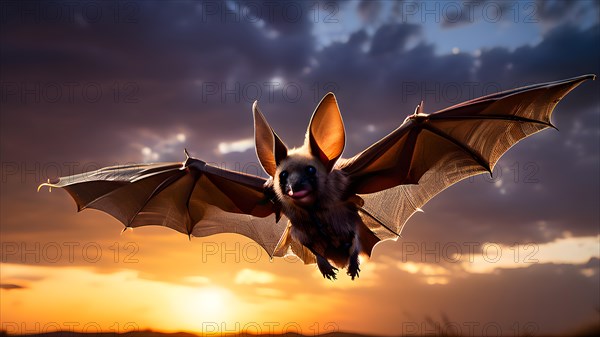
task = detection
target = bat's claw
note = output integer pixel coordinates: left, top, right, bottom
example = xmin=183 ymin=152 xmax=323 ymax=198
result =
xmin=347 ymin=252 xmax=361 ymax=280
xmin=37 ymin=179 xmax=57 ymax=192
xmin=317 ymin=255 xmax=338 ymax=280
xmin=347 ymin=264 xmax=360 ymax=280
xmin=347 ymin=268 xmax=360 ymax=280
xmin=321 ymin=266 xmax=338 ymax=280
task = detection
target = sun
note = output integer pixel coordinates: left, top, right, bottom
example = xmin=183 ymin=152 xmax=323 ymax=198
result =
xmin=196 ymin=288 xmax=226 ymax=314
xmin=169 ymin=286 xmax=237 ymax=332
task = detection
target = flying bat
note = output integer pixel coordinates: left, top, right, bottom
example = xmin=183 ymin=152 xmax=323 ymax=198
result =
xmin=39 ymin=75 xmax=595 ymax=280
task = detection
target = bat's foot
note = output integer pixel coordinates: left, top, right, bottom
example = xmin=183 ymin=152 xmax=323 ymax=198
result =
xmin=347 ymin=251 xmax=360 ymax=280
xmin=317 ymin=255 xmax=338 ymax=280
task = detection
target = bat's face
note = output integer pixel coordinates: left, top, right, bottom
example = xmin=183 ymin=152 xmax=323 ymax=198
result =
xmin=274 ymin=152 xmax=327 ymax=207
xmin=253 ymin=93 xmax=346 ymax=208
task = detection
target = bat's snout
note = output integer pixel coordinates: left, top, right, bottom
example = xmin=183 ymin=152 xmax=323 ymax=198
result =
xmin=286 ymin=183 xmax=315 ymax=205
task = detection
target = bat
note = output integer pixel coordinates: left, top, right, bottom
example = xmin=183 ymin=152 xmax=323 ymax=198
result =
xmin=39 ymin=74 xmax=595 ymax=280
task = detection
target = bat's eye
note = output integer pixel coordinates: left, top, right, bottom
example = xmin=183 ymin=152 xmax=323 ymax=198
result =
xmin=279 ymin=171 xmax=288 ymax=180
xmin=306 ymin=166 xmax=316 ymax=176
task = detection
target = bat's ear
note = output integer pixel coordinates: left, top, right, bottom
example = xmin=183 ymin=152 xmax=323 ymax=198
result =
xmin=253 ymin=101 xmax=288 ymax=177
xmin=306 ymin=92 xmax=345 ymax=171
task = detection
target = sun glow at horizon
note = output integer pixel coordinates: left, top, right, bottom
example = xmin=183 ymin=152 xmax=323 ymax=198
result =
xmin=0 ymin=262 xmax=333 ymax=335
xmin=169 ymin=286 xmax=237 ymax=331
xmin=0 ymin=264 xmax=244 ymax=334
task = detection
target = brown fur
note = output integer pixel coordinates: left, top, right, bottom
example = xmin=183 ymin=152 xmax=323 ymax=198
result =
xmin=255 ymin=93 xmax=368 ymax=279
xmin=273 ymin=147 xmax=364 ymax=271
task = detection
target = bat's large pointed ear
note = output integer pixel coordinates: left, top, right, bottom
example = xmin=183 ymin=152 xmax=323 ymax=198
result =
xmin=306 ymin=92 xmax=345 ymax=171
xmin=253 ymin=101 xmax=288 ymax=177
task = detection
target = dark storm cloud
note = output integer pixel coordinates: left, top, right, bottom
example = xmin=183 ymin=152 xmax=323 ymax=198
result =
xmin=0 ymin=0 xmax=318 ymax=98
xmin=537 ymin=0 xmax=580 ymax=21
xmin=0 ymin=0 xmax=321 ymax=168
xmin=439 ymin=0 xmax=598 ymax=29
xmin=478 ymin=24 xmax=600 ymax=87
xmin=369 ymin=23 xmax=420 ymax=55
xmin=511 ymin=25 xmax=600 ymax=86
xmin=439 ymin=0 xmax=485 ymax=28
xmin=535 ymin=0 xmax=599 ymax=29
xmin=357 ymin=0 xmax=382 ymax=25
xmin=0 ymin=1 xmax=315 ymax=80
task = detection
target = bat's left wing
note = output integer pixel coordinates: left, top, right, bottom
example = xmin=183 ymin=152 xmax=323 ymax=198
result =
xmin=39 ymin=152 xmax=288 ymax=258
xmin=338 ymin=74 xmax=595 ymax=252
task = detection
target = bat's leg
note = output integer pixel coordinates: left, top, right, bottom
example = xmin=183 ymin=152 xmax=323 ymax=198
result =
xmin=306 ymin=245 xmax=338 ymax=280
xmin=291 ymin=221 xmax=338 ymax=280
xmin=316 ymin=254 xmax=338 ymax=280
xmin=302 ymin=214 xmax=339 ymax=279
xmin=347 ymin=234 xmax=361 ymax=280
xmin=347 ymin=250 xmax=360 ymax=280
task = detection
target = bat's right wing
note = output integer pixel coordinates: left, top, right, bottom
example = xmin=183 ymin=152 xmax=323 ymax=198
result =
xmin=39 ymin=152 xmax=289 ymax=258
xmin=338 ymin=74 xmax=595 ymax=254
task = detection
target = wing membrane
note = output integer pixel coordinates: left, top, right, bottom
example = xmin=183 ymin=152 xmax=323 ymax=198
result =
xmin=40 ymin=156 xmax=286 ymax=257
xmin=340 ymin=74 xmax=595 ymax=240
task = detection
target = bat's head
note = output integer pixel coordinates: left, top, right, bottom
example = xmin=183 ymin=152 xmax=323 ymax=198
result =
xmin=253 ymin=93 xmax=345 ymax=207
xmin=273 ymin=150 xmax=324 ymax=206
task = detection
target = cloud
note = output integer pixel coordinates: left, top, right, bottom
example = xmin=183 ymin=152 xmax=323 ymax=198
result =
xmin=218 ymin=138 xmax=255 ymax=154
xmin=0 ymin=283 xmax=27 ymax=290
xmin=255 ymin=287 xmax=285 ymax=297
xmin=131 ymin=131 xmax=188 ymax=162
xmin=396 ymin=261 xmax=451 ymax=285
xmin=536 ymin=0 xmax=599 ymax=32
xmin=369 ymin=23 xmax=421 ymax=55
xmin=235 ymin=268 xmax=276 ymax=285
xmin=181 ymin=275 xmax=211 ymax=286
xmin=357 ymin=0 xmax=382 ymax=25
xmin=462 ymin=235 xmax=600 ymax=274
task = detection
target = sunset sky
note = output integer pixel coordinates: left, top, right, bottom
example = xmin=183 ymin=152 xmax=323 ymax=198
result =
xmin=1 ymin=0 xmax=599 ymax=336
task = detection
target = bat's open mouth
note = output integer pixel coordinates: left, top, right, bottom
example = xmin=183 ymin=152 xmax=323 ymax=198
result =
xmin=288 ymin=189 xmax=310 ymax=198
xmin=288 ymin=187 xmax=315 ymax=205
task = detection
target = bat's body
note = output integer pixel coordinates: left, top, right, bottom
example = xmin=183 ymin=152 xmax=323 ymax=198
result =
xmin=40 ymin=75 xmax=595 ymax=280
xmin=266 ymin=151 xmax=363 ymax=279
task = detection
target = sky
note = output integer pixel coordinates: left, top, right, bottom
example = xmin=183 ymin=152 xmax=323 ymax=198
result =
xmin=1 ymin=0 xmax=599 ymax=336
